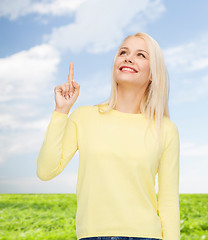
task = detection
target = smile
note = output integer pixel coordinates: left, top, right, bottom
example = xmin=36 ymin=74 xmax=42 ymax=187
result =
xmin=119 ymin=66 xmax=138 ymax=73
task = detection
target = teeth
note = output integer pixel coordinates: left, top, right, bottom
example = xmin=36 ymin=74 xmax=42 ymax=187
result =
xmin=121 ymin=67 xmax=136 ymax=72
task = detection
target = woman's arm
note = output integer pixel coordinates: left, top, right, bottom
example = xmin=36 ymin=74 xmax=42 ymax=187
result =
xmin=157 ymin=123 xmax=180 ymax=240
xmin=36 ymin=109 xmax=78 ymax=181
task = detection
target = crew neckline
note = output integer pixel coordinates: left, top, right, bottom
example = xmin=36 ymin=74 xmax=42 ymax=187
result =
xmin=96 ymin=104 xmax=144 ymax=118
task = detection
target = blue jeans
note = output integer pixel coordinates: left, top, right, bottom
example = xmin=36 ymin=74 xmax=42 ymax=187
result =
xmin=79 ymin=237 xmax=162 ymax=240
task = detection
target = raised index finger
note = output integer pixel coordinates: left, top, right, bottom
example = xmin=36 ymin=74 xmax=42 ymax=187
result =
xmin=67 ymin=61 xmax=74 ymax=83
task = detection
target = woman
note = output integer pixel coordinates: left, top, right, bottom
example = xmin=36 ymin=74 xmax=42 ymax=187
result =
xmin=36 ymin=32 xmax=180 ymax=240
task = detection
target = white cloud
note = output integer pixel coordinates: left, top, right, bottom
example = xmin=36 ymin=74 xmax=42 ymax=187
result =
xmin=180 ymin=172 xmax=207 ymax=193
xmin=179 ymin=142 xmax=208 ymax=193
xmin=181 ymin=142 xmax=208 ymax=157
xmin=0 ymin=107 xmax=51 ymax=131
xmin=0 ymin=0 xmax=86 ymax=20
xmin=0 ymin=0 xmax=30 ymax=20
xmin=171 ymin=74 xmax=208 ymax=103
xmin=194 ymin=75 xmax=208 ymax=97
xmin=30 ymin=0 xmax=86 ymax=16
xmin=0 ymin=172 xmax=78 ymax=193
xmin=46 ymin=0 xmax=165 ymax=53
xmin=0 ymin=44 xmax=60 ymax=102
xmin=156 ymin=139 xmax=208 ymax=193
xmin=0 ymin=43 xmax=113 ymax=166
xmin=164 ymin=33 xmax=208 ymax=103
xmin=0 ymin=0 xmax=165 ymax=54
xmin=164 ymin=33 xmax=208 ymax=72
xmin=0 ymin=44 xmax=60 ymax=164
xmin=0 ymin=154 xmax=4 ymax=164
xmin=0 ymin=128 xmax=48 ymax=162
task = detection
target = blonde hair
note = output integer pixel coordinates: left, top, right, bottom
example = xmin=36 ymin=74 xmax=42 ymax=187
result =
xmin=94 ymin=32 xmax=170 ymax=153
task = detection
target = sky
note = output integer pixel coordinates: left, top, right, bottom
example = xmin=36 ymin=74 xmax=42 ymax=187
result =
xmin=0 ymin=0 xmax=208 ymax=194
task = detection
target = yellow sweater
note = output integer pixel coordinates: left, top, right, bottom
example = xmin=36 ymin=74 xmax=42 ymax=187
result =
xmin=36 ymin=104 xmax=180 ymax=240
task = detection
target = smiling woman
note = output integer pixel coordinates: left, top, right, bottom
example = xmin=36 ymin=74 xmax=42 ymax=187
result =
xmin=112 ymin=36 xmax=152 ymax=102
xmin=98 ymin=32 xmax=169 ymax=151
xmin=36 ymin=32 xmax=180 ymax=240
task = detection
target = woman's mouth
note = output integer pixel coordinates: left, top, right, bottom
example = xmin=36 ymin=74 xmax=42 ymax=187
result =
xmin=119 ymin=66 xmax=138 ymax=73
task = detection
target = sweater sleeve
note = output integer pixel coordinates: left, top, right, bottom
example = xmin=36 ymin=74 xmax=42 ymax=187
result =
xmin=36 ymin=108 xmax=79 ymax=181
xmin=157 ymin=123 xmax=180 ymax=240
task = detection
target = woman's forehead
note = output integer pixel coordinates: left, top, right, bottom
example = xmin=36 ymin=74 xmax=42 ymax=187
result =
xmin=120 ymin=36 xmax=147 ymax=49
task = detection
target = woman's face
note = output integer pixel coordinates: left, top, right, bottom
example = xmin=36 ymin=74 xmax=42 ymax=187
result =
xmin=113 ymin=36 xmax=151 ymax=88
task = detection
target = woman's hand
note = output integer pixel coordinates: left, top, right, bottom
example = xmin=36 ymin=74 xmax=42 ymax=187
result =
xmin=54 ymin=61 xmax=80 ymax=114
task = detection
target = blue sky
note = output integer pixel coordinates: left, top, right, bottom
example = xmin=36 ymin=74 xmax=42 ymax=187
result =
xmin=0 ymin=0 xmax=207 ymax=194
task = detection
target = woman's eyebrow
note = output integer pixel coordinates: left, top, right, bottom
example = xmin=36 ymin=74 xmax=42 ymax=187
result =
xmin=120 ymin=47 xmax=149 ymax=55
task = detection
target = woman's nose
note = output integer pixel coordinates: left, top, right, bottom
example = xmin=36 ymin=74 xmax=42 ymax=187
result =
xmin=124 ymin=56 xmax=133 ymax=63
xmin=125 ymin=59 xmax=133 ymax=63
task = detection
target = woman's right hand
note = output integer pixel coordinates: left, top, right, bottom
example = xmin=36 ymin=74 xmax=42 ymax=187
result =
xmin=54 ymin=61 xmax=80 ymax=114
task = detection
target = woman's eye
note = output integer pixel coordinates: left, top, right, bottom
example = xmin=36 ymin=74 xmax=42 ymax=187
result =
xmin=137 ymin=53 xmax=145 ymax=58
xmin=120 ymin=51 xmax=126 ymax=55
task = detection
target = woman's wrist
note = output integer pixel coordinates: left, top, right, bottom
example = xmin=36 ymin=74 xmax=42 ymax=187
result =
xmin=54 ymin=107 xmax=70 ymax=115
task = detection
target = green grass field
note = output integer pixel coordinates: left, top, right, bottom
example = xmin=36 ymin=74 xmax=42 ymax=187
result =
xmin=0 ymin=194 xmax=207 ymax=240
